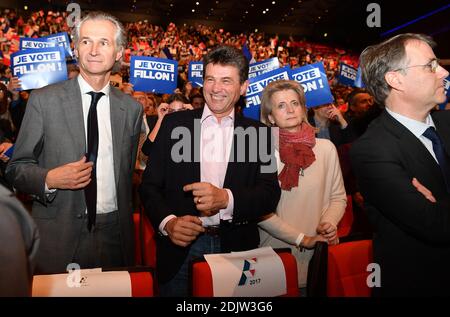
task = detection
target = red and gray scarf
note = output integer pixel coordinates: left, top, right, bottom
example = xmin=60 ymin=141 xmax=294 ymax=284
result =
xmin=278 ymin=123 xmax=316 ymax=191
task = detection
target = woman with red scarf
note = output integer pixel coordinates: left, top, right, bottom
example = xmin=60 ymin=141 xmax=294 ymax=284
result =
xmin=258 ymin=80 xmax=347 ymax=289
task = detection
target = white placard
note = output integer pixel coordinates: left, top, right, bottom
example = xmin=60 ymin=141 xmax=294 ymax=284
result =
xmin=204 ymin=247 xmax=286 ymax=297
xmin=32 ymin=269 xmax=132 ymax=297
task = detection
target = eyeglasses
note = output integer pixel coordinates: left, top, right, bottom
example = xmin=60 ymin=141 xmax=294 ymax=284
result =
xmin=393 ymin=59 xmax=440 ymax=73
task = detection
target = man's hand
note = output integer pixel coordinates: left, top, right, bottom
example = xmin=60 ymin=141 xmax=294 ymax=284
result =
xmin=183 ymin=182 xmax=229 ymax=217
xmin=45 ymin=156 xmax=93 ymax=190
xmin=327 ymin=104 xmax=347 ymax=128
xmin=156 ymin=102 xmax=169 ymax=119
xmin=7 ymin=77 xmax=21 ymax=100
xmin=165 ymin=215 xmax=205 ymax=247
xmin=183 ymin=103 xmax=194 ymax=110
xmin=412 ymin=177 xmax=436 ymax=203
xmin=317 ymin=222 xmax=338 ymax=244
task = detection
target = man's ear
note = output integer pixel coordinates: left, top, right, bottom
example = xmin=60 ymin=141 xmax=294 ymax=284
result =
xmin=115 ymin=47 xmax=124 ymax=62
xmin=385 ymin=71 xmax=403 ymax=90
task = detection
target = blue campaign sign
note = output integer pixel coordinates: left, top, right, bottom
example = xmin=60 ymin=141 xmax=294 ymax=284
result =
xmin=130 ymin=56 xmax=178 ymax=94
xmin=338 ymin=62 xmax=357 ymax=87
xmin=244 ymin=67 xmax=291 ymax=121
xmin=242 ymin=104 xmax=261 ymax=121
xmin=354 ymin=66 xmax=365 ymax=88
xmin=290 ymin=62 xmax=334 ymax=108
xmin=248 ymin=57 xmax=280 ymax=79
xmin=188 ymin=61 xmax=203 ymax=87
xmin=11 ymin=46 xmax=67 ymax=90
xmin=20 ymin=37 xmax=57 ymax=50
xmin=42 ymin=32 xmax=73 ymax=58
xmin=438 ymin=76 xmax=450 ymax=110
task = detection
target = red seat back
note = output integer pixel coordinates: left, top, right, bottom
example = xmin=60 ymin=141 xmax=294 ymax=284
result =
xmin=130 ymin=272 xmax=154 ymax=297
xmin=133 ymin=213 xmax=156 ymax=268
xmin=327 ymin=239 xmax=373 ymax=297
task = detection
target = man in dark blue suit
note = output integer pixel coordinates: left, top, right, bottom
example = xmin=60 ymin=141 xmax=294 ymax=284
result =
xmin=140 ymin=46 xmax=280 ymax=296
xmin=351 ymin=33 xmax=450 ymax=296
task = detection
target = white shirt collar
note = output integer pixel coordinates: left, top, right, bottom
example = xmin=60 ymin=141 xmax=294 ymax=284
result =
xmin=77 ymin=75 xmax=110 ymax=96
xmin=385 ymin=107 xmax=435 ymax=138
xmin=200 ymin=104 xmax=235 ymax=124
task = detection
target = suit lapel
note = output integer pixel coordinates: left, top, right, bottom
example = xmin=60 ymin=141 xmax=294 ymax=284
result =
xmin=432 ymin=111 xmax=450 ymax=158
xmin=62 ymin=78 xmax=86 ymax=156
xmin=382 ymin=110 xmax=443 ymax=179
xmin=192 ymin=109 xmax=202 ymax=181
xmin=109 ymin=88 xmax=126 ymax=187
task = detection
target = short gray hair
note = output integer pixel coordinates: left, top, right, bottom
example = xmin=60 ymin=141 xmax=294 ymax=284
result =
xmin=72 ymin=11 xmax=126 ymax=53
xmin=360 ymin=33 xmax=435 ymax=106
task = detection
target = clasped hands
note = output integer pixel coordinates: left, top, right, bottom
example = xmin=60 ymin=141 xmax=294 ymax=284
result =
xmin=165 ymin=182 xmax=229 ymax=247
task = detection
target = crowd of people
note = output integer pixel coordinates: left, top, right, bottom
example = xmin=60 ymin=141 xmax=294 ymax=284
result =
xmin=0 ymin=7 xmax=449 ymax=298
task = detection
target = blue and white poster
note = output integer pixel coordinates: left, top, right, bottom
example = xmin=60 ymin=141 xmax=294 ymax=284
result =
xmin=290 ymin=62 xmax=334 ymax=108
xmin=42 ymin=32 xmax=73 ymax=58
xmin=338 ymin=62 xmax=357 ymax=87
xmin=243 ymin=67 xmax=291 ymax=120
xmin=20 ymin=37 xmax=57 ymax=50
xmin=439 ymin=76 xmax=450 ymax=110
xmin=354 ymin=65 xmax=365 ymax=88
xmin=11 ymin=46 xmax=67 ymax=90
xmin=248 ymin=57 xmax=280 ymax=79
xmin=188 ymin=61 xmax=203 ymax=87
xmin=130 ymin=56 xmax=178 ymax=94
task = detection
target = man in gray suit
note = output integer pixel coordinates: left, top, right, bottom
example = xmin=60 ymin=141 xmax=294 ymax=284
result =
xmin=6 ymin=12 xmax=142 ymax=274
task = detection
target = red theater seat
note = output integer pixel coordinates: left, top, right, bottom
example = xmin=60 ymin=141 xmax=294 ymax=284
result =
xmin=130 ymin=271 xmax=154 ymax=297
xmin=133 ymin=212 xmax=156 ymax=268
xmin=307 ymin=239 xmax=373 ymax=297
xmin=327 ymin=239 xmax=373 ymax=297
xmin=190 ymin=249 xmax=299 ymax=297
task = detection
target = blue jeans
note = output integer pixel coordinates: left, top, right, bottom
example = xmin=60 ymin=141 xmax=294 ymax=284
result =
xmin=159 ymin=234 xmax=221 ymax=297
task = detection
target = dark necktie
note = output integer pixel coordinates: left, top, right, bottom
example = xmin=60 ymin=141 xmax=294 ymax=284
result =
xmin=423 ymin=127 xmax=450 ymax=193
xmin=84 ymin=91 xmax=104 ymax=231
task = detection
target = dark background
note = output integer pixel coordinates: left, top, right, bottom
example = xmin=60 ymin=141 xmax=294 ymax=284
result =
xmin=4 ymin=0 xmax=450 ymax=57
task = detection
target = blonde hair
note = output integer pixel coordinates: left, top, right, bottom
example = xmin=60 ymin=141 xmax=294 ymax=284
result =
xmin=260 ymin=80 xmax=309 ymax=127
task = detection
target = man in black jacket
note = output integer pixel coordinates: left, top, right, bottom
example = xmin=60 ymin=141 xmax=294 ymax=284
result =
xmin=140 ymin=46 xmax=280 ymax=296
xmin=351 ymin=33 xmax=450 ymax=296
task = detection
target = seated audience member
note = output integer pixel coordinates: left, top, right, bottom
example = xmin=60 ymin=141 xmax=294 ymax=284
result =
xmin=121 ymin=82 xmax=134 ymax=95
xmin=344 ymin=88 xmax=381 ymax=143
xmin=308 ymin=103 xmax=348 ymax=147
xmin=190 ymin=92 xmax=205 ymax=109
xmin=141 ymin=93 xmax=192 ymax=156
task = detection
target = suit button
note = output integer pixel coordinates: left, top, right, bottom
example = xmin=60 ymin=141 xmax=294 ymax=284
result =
xmin=76 ymin=213 xmax=83 ymax=219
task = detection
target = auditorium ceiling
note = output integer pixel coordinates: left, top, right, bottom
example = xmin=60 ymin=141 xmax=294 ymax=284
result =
xmin=13 ymin=0 xmax=450 ymax=54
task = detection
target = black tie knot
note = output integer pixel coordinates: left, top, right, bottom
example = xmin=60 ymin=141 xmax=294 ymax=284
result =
xmin=423 ymin=127 xmax=439 ymax=144
xmin=87 ymin=91 xmax=105 ymax=108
